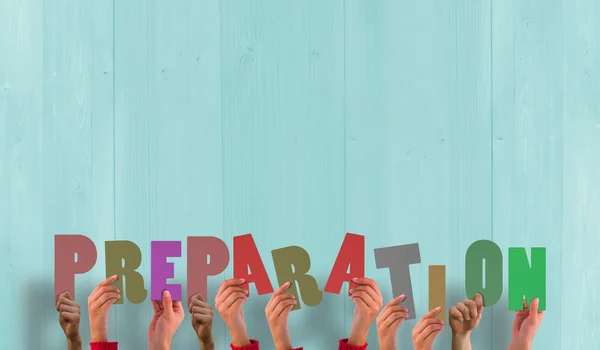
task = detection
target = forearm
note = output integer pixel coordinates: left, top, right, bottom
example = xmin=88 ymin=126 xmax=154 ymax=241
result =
xmin=230 ymin=331 xmax=251 ymax=347
xmin=347 ymin=326 xmax=368 ymax=346
xmin=377 ymin=337 xmax=396 ymax=350
xmin=67 ymin=338 xmax=82 ymax=350
xmin=200 ymin=339 xmax=215 ymax=350
xmin=508 ymin=341 xmax=531 ymax=350
xmin=451 ymin=332 xmax=472 ymax=350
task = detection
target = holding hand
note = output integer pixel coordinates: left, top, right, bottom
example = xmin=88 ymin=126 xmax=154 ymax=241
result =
xmin=348 ymin=277 xmax=383 ymax=346
xmin=265 ymin=282 xmax=297 ymax=350
xmin=449 ymin=293 xmax=483 ymax=350
xmin=376 ymin=295 xmax=409 ymax=350
xmin=88 ymin=275 xmax=120 ymax=342
xmin=189 ymin=293 xmax=214 ymax=350
xmin=215 ymin=278 xmax=250 ymax=347
xmin=412 ymin=307 xmax=444 ymax=350
xmin=56 ymin=291 xmax=82 ymax=350
xmin=508 ymin=298 xmax=544 ymax=350
xmin=148 ymin=290 xmax=185 ymax=350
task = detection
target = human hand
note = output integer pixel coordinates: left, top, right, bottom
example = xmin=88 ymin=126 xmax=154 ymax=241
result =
xmin=265 ymin=282 xmax=297 ymax=350
xmin=188 ymin=293 xmax=214 ymax=348
xmin=88 ymin=275 xmax=120 ymax=342
xmin=348 ymin=277 xmax=383 ymax=346
xmin=148 ymin=290 xmax=185 ymax=350
xmin=412 ymin=307 xmax=444 ymax=350
xmin=56 ymin=291 xmax=82 ymax=348
xmin=508 ymin=298 xmax=544 ymax=350
xmin=449 ymin=293 xmax=483 ymax=349
xmin=376 ymin=295 xmax=409 ymax=350
xmin=215 ymin=278 xmax=250 ymax=347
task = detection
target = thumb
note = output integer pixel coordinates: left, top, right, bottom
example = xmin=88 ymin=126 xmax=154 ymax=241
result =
xmin=162 ymin=290 xmax=173 ymax=315
xmin=528 ymin=298 xmax=539 ymax=322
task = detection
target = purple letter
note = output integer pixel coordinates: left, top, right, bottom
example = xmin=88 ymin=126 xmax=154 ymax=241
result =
xmin=151 ymin=241 xmax=182 ymax=300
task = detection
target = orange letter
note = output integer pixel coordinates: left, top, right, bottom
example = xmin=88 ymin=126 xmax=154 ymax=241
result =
xmin=233 ymin=234 xmax=273 ymax=295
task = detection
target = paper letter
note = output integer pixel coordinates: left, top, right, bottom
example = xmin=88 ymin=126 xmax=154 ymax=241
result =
xmin=151 ymin=241 xmax=182 ymax=301
xmin=324 ymin=233 xmax=365 ymax=294
xmin=54 ymin=234 xmax=97 ymax=299
xmin=272 ymin=246 xmax=323 ymax=310
xmin=105 ymin=240 xmax=147 ymax=304
xmin=233 ymin=234 xmax=273 ymax=295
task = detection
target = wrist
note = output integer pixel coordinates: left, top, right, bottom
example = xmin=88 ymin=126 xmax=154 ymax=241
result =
xmin=230 ymin=331 xmax=250 ymax=347
xmin=67 ymin=337 xmax=82 ymax=350
xmin=348 ymin=326 xmax=368 ymax=346
xmin=508 ymin=340 xmax=531 ymax=350
xmin=452 ymin=332 xmax=471 ymax=350
xmin=377 ymin=336 xmax=396 ymax=350
xmin=274 ymin=340 xmax=293 ymax=350
xmin=150 ymin=340 xmax=170 ymax=350
xmin=91 ymin=331 xmax=108 ymax=342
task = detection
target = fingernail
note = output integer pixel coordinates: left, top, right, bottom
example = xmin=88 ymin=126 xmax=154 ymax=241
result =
xmin=284 ymin=281 xmax=290 ymax=286
xmin=352 ymin=278 xmax=358 ymax=282
xmin=240 ymin=278 xmax=246 ymax=283
xmin=349 ymin=289 xmax=354 ymax=293
xmin=164 ymin=290 xmax=171 ymax=297
xmin=293 ymin=300 xmax=297 ymax=304
xmin=292 ymin=294 xmax=296 ymax=299
xmin=116 ymin=289 xmax=120 ymax=293
xmin=245 ymin=289 xmax=249 ymax=294
xmin=400 ymin=294 xmax=405 ymax=298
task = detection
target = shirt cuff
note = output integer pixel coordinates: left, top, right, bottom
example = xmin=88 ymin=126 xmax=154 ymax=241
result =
xmin=230 ymin=339 xmax=260 ymax=350
xmin=90 ymin=342 xmax=118 ymax=350
xmin=339 ymin=338 xmax=368 ymax=350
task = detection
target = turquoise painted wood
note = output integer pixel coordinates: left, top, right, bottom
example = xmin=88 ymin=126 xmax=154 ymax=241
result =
xmin=0 ymin=0 xmax=599 ymax=349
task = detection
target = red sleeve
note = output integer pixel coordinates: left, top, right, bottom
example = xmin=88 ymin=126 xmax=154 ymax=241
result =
xmin=230 ymin=339 xmax=260 ymax=350
xmin=90 ymin=342 xmax=118 ymax=350
xmin=338 ymin=339 xmax=368 ymax=350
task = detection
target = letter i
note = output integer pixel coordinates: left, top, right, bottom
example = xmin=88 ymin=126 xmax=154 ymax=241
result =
xmin=429 ymin=265 xmax=446 ymax=320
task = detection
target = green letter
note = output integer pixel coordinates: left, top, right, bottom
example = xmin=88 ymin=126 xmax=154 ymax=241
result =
xmin=508 ymin=247 xmax=546 ymax=310
xmin=465 ymin=240 xmax=502 ymax=307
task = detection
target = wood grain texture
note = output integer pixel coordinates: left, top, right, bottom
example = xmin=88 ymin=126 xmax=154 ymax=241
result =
xmin=0 ymin=0 xmax=46 ymax=347
xmin=114 ymin=0 xmax=224 ymax=347
xmin=562 ymin=0 xmax=600 ymax=346
xmin=492 ymin=0 xmax=563 ymax=348
xmin=344 ymin=0 xmax=492 ymax=348
xmin=220 ymin=0 xmax=346 ymax=348
xmin=42 ymin=0 xmax=116 ymax=348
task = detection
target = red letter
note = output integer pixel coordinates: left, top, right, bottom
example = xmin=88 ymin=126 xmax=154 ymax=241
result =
xmin=324 ymin=233 xmax=364 ymax=294
xmin=54 ymin=234 xmax=97 ymax=299
xmin=187 ymin=236 xmax=230 ymax=303
xmin=233 ymin=234 xmax=273 ymax=295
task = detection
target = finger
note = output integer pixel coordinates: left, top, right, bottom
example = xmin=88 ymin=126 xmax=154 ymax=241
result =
xmin=192 ymin=306 xmax=213 ymax=316
xmin=162 ymin=290 xmax=174 ymax=315
xmin=463 ymin=299 xmax=478 ymax=319
xmin=189 ymin=292 xmax=207 ymax=304
xmin=413 ymin=313 xmax=443 ymax=334
xmin=224 ymin=291 xmax=248 ymax=308
xmin=94 ymin=275 xmax=119 ymax=291
xmin=473 ymin=293 xmax=484 ymax=313
xmin=173 ymin=300 xmax=183 ymax=312
xmin=350 ymin=291 xmax=371 ymax=307
xmin=57 ymin=297 xmax=79 ymax=312
xmin=216 ymin=286 xmax=249 ymax=304
xmin=59 ymin=304 xmax=79 ymax=314
xmin=94 ymin=292 xmax=120 ymax=309
xmin=528 ymin=298 xmax=539 ymax=322
xmin=193 ymin=313 xmax=212 ymax=325
xmin=55 ymin=291 xmax=74 ymax=310
xmin=350 ymin=285 xmax=380 ymax=305
xmin=385 ymin=294 xmax=406 ymax=307
xmin=60 ymin=312 xmax=80 ymax=323
xmin=272 ymin=298 xmax=297 ymax=319
xmin=188 ymin=298 xmax=212 ymax=314
xmin=216 ymin=279 xmax=246 ymax=299
xmin=378 ymin=304 xmax=407 ymax=322
xmin=418 ymin=324 xmax=444 ymax=342
xmin=89 ymin=286 xmax=120 ymax=303
xmin=352 ymin=277 xmax=382 ymax=297
xmin=280 ymin=302 xmax=295 ymax=319
xmin=449 ymin=306 xmax=464 ymax=322
xmin=267 ymin=282 xmax=291 ymax=310
xmin=383 ymin=311 xmax=409 ymax=328
xmin=421 ymin=306 xmax=442 ymax=320
xmin=455 ymin=303 xmax=470 ymax=321
xmin=267 ymin=293 xmax=295 ymax=314
xmin=152 ymin=300 xmax=162 ymax=313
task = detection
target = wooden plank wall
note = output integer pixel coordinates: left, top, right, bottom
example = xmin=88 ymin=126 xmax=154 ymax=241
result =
xmin=0 ymin=0 xmax=598 ymax=348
